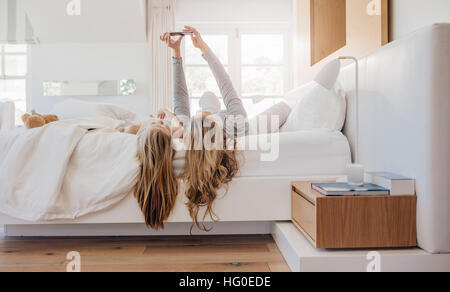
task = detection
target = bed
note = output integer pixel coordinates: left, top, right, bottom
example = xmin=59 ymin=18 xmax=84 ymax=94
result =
xmin=0 ymin=124 xmax=351 ymax=225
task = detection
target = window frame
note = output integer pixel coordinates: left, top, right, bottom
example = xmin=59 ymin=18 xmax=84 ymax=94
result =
xmin=176 ymin=22 xmax=293 ymax=101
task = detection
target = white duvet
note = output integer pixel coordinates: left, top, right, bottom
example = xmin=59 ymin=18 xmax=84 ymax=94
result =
xmin=0 ymin=117 xmax=140 ymax=221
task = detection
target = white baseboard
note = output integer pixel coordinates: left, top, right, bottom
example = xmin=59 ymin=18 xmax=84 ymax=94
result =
xmin=4 ymin=221 xmax=273 ymax=237
xmin=272 ymin=222 xmax=450 ymax=272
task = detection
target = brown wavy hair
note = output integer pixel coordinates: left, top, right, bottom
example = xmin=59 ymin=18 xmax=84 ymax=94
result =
xmin=183 ymin=114 xmax=240 ymax=231
xmin=134 ymin=127 xmax=178 ymax=230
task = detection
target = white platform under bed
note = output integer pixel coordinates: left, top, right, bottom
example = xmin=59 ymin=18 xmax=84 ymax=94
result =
xmin=272 ymin=222 xmax=450 ymax=272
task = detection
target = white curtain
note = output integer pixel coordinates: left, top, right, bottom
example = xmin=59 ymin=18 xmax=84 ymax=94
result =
xmin=0 ymin=0 xmax=36 ymax=44
xmin=0 ymin=101 xmax=15 ymax=131
xmin=148 ymin=0 xmax=175 ymax=114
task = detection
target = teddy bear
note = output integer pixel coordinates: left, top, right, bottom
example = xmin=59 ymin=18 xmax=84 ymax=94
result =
xmin=21 ymin=110 xmax=59 ymax=129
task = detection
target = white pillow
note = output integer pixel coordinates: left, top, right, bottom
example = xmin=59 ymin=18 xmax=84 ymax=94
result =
xmin=282 ymin=82 xmax=316 ymax=109
xmin=52 ymin=99 xmax=98 ymax=120
xmin=249 ymin=102 xmax=292 ymax=135
xmin=95 ymin=103 xmax=139 ymax=123
xmin=281 ymin=82 xmax=346 ymax=132
xmin=52 ymin=99 xmax=138 ymax=123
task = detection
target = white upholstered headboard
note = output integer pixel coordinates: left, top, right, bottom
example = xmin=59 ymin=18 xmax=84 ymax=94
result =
xmin=339 ymin=23 xmax=450 ymax=254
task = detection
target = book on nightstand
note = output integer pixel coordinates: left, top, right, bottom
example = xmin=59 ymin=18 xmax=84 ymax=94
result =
xmin=366 ymin=172 xmax=416 ymax=196
xmin=311 ymin=182 xmax=390 ymax=196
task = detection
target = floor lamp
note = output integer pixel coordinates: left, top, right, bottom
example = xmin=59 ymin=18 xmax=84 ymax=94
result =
xmin=315 ymin=56 xmax=363 ymax=185
xmin=339 ymin=56 xmax=363 ymax=185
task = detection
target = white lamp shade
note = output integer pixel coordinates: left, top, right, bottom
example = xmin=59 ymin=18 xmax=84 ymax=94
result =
xmin=314 ymin=59 xmax=341 ymax=90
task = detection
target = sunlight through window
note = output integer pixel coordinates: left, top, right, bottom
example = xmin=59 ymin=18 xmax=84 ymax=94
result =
xmin=180 ymin=26 xmax=290 ymax=119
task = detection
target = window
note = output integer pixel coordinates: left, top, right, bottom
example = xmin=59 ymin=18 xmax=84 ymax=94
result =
xmin=0 ymin=45 xmax=28 ymax=125
xmin=179 ymin=24 xmax=292 ymax=118
xmin=184 ymin=35 xmax=229 ymax=105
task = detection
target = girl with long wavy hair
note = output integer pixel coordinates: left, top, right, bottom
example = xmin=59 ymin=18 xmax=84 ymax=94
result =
xmin=159 ymin=27 xmax=248 ymax=231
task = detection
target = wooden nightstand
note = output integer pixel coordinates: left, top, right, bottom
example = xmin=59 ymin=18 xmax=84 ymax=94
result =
xmin=291 ymin=181 xmax=417 ymax=249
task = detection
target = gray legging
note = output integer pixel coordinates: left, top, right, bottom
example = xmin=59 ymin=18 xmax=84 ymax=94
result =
xmin=172 ymin=50 xmax=248 ymax=137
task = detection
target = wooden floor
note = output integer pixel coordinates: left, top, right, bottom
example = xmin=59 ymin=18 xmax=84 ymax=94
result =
xmin=0 ymin=234 xmax=290 ymax=272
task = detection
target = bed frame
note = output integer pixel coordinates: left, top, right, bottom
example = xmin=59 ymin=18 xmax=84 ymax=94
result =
xmin=0 ymin=175 xmax=341 ymax=231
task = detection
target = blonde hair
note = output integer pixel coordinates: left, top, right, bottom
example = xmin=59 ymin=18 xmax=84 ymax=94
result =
xmin=134 ymin=127 xmax=178 ymax=229
xmin=183 ymin=115 xmax=240 ymax=231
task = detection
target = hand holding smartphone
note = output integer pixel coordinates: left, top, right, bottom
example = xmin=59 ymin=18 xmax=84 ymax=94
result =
xmin=169 ymin=31 xmax=193 ymax=36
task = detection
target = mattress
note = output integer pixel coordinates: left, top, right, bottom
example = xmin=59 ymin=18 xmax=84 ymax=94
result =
xmin=238 ymin=130 xmax=351 ymax=177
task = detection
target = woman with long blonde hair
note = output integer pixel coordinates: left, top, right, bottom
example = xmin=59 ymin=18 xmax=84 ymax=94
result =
xmin=182 ymin=114 xmax=241 ymax=231
xmin=160 ymin=27 xmax=247 ymax=230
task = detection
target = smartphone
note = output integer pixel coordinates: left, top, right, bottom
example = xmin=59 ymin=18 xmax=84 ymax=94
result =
xmin=169 ymin=31 xmax=194 ymax=36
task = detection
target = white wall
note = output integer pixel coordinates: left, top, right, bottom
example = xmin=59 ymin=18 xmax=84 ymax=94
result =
xmin=29 ymin=43 xmax=149 ymax=116
xmin=22 ymin=0 xmax=146 ymax=43
xmin=390 ymin=0 xmax=450 ymax=40
xmin=176 ymin=0 xmax=294 ymax=22
xmin=28 ymin=0 xmax=296 ymax=116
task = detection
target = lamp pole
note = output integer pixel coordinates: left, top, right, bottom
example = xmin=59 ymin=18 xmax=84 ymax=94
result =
xmin=339 ymin=56 xmax=359 ymax=164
